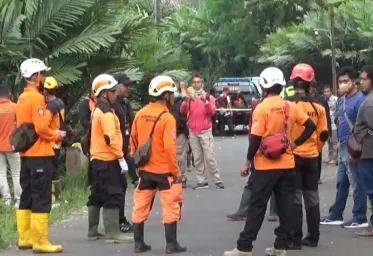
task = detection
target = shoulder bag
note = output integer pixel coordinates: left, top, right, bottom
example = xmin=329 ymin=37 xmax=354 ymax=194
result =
xmin=134 ymin=111 xmax=167 ymax=167
xmin=259 ymin=101 xmax=290 ymax=159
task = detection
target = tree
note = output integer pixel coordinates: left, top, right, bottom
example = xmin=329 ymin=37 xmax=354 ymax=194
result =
xmin=162 ymin=0 xmax=317 ymax=88
xmin=258 ymin=0 xmax=373 ymax=84
xmin=0 ymin=0 xmax=191 ymax=117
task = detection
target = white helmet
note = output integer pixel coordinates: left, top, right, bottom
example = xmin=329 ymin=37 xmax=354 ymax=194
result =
xmin=259 ymin=67 xmax=286 ymax=89
xmin=92 ymin=74 xmax=118 ymax=97
xmin=20 ymin=58 xmax=50 ymax=78
xmin=148 ymin=75 xmax=177 ymax=97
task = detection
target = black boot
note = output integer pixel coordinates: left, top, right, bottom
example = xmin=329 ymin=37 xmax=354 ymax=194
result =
xmin=301 ymin=235 xmax=318 ymax=247
xmin=133 ymin=223 xmax=151 ymax=253
xmin=164 ymin=222 xmax=187 ymax=254
xmin=226 ymin=186 xmax=251 ymax=221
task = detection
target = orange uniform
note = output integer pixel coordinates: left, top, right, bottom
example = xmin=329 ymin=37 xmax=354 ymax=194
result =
xmin=90 ymin=101 xmax=123 ymax=161
xmin=250 ymin=95 xmax=309 ymax=171
xmin=291 ymin=101 xmax=327 ymax=157
xmin=16 ymin=87 xmax=60 ymax=157
xmin=0 ymin=99 xmax=17 ymax=152
xmin=130 ymin=102 xmax=179 ymax=176
xmin=131 ymin=102 xmax=181 ymax=224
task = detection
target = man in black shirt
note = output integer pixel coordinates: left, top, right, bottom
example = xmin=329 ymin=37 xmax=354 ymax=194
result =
xmin=113 ymin=74 xmax=138 ymax=234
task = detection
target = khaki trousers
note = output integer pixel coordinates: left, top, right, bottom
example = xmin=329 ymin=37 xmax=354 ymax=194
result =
xmin=0 ymin=152 xmax=22 ymax=201
xmin=189 ymin=130 xmax=222 ymax=183
xmin=176 ymin=134 xmax=188 ymax=182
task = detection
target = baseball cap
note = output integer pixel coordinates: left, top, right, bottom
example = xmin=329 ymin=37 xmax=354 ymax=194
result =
xmin=114 ymin=74 xmax=132 ymax=85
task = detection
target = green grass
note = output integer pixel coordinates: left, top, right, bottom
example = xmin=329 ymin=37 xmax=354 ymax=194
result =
xmin=0 ymin=171 xmax=89 ymax=250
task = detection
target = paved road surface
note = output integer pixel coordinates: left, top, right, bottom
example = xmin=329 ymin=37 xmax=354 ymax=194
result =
xmin=4 ymin=136 xmax=373 ymax=256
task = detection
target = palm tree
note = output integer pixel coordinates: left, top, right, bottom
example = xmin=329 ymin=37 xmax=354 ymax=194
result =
xmin=0 ymin=0 xmax=152 ymax=99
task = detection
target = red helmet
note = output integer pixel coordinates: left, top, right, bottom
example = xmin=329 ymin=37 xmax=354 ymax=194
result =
xmin=290 ymin=63 xmax=315 ymax=82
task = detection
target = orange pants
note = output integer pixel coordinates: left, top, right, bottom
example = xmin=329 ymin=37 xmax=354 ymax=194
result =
xmin=132 ymin=171 xmax=182 ymax=224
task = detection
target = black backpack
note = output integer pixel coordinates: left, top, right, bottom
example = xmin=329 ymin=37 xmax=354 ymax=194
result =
xmin=10 ymin=123 xmax=39 ymax=152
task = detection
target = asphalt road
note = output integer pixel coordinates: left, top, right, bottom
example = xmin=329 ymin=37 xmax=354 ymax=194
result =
xmin=3 ymin=135 xmax=373 ymax=256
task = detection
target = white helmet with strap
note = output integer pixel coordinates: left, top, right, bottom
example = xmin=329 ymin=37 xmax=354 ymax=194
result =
xmin=259 ymin=67 xmax=286 ymax=89
xmin=92 ymin=74 xmax=118 ymax=97
xmin=148 ymin=75 xmax=177 ymax=97
xmin=20 ymin=58 xmax=50 ymax=78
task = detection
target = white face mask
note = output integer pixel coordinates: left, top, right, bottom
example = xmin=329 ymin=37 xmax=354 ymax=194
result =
xmin=195 ymin=88 xmax=203 ymax=96
xmin=339 ymin=81 xmax=353 ymax=94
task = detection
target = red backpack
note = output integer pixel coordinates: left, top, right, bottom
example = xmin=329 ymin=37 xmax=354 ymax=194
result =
xmin=259 ymin=102 xmax=290 ymax=159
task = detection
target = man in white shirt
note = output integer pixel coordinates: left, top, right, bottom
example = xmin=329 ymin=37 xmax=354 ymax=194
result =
xmin=323 ymin=85 xmax=338 ymax=165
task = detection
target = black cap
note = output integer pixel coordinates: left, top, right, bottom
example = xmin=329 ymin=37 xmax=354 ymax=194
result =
xmin=114 ymin=74 xmax=132 ymax=85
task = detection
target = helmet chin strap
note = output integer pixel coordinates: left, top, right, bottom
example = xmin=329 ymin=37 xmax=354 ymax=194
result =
xmin=25 ymin=72 xmax=42 ymax=87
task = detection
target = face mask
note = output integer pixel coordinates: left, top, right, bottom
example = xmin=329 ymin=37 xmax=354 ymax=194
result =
xmin=339 ymin=81 xmax=353 ymax=94
xmin=174 ymin=91 xmax=182 ymax=98
xmin=195 ymin=88 xmax=203 ymax=97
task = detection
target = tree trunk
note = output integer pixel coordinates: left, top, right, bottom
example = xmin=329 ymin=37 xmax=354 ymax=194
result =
xmin=330 ymin=5 xmax=337 ymax=95
xmin=154 ymin=0 xmax=161 ymax=23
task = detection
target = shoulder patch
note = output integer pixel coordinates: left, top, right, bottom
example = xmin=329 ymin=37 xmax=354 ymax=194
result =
xmin=171 ymin=129 xmax=176 ymax=138
xmin=38 ymin=108 xmax=44 ymax=116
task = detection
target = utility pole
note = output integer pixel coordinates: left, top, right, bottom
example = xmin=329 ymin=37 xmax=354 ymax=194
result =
xmin=154 ymin=0 xmax=161 ymax=24
xmin=330 ymin=5 xmax=337 ymax=95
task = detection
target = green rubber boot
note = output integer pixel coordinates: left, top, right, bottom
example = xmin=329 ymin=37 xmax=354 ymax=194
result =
xmin=103 ymin=208 xmax=134 ymax=244
xmin=87 ymin=207 xmax=105 ymax=241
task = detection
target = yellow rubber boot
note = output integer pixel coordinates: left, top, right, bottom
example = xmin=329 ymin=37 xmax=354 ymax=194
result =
xmin=31 ymin=213 xmax=63 ymax=253
xmin=16 ymin=209 xmax=33 ymax=250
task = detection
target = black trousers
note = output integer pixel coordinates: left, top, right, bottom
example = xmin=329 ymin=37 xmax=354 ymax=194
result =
xmin=219 ymin=114 xmax=234 ymax=136
xmin=87 ymin=159 xmax=123 ymax=209
xmin=317 ymin=153 xmax=322 ymax=179
xmin=127 ymin=157 xmax=138 ymax=184
xmin=245 ymin=168 xmax=277 ymax=215
xmin=212 ymin=116 xmax=217 ymax=135
xmin=52 ymin=149 xmax=61 ymax=201
xmin=88 ymin=160 xmax=93 ymax=186
xmin=51 ymin=149 xmax=60 ymax=181
xmin=236 ymin=169 xmax=295 ymax=252
xmin=124 ymin=135 xmax=139 ymax=184
xmin=19 ymin=157 xmax=54 ymax=213
xmin=292 ymin=155 xmax=320 ymax=243
xmin=119 ymin=173 xmax=128 ymax=223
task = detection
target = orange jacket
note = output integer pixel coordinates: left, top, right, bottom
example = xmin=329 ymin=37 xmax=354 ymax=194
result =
xmin=90 ymin=101 xmax=123 ymax=161
xmin=0 ymin=99 xmax=16 ymax=152
xmin=291 ymin=101 xmax=327 ymax=157
xmin=16 ymin=87 xmax=60 ymax=157
xmin=130 ymin=102 xmax=179 ymax=176
xmin=250 ymin=96 xmax=309 ymax=171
